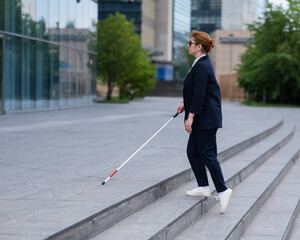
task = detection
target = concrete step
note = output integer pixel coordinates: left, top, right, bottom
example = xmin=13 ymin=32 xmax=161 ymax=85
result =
xmin=175 ymin=130 xmax=300 ymax=240
xmin=289 ymin=198 xmax=300 ymax=240
xmin=150 ymin=81 xmax=183 ymax=97
xmin=90 ymin=122 xmax=294 ymax=240
xmin=45 ymin=114 xmax=283 ymax=240
xmin=240 ymin=143 xmax=300 ymax=240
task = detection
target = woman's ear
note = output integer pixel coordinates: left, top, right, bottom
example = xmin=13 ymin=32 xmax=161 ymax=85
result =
xmin=199 ymin=44 xmax=205 ymax=53
xmin=198 ymin=44 xmax=202 ymax=52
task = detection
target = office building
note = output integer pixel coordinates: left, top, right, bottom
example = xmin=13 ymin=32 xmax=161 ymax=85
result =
xmin=191 ymin=0 xmax=265 ymax=33
xmin=210 ymin=30 xmax=252 ymax=101
xmin=190 ymin=0 xmax=265 ymax=101
xmin=0 ymin=0 xmax=98 ymax=113
xmin=173 ymin=0 xmax=191 ymax=81
xmin=98 ymin=0 xmax=174 ymax=81
xmin=98 ymin=0 xmax=142 ymax=33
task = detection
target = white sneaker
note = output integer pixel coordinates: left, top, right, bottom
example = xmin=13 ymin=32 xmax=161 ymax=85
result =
xmin=218 ymin=188 xmax=232 ymax=214
xmin=186 ymin=186 xmax=211 ymax=197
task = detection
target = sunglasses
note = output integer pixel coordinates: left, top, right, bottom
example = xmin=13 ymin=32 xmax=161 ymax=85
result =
xmin=188 ymin=40 xmax=199 ymax=46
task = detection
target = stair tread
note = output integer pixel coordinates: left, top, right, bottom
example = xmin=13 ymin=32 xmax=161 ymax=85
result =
xmin=241 ymin=135 xmax=300 ymax=239
xmin=289 ymin=199 xmax=300 ymax=240
xmin=91 ymin=123 xmax=294 ymax=240
xmin=175 ymin=134 xmax=300 ymax=240
xmin=220 ymin=122 xmax=293 ymax=179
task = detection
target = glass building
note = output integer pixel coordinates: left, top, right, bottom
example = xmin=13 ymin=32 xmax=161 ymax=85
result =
xmin=191 ymin=0 xmax=221 ymax=34
xmin=173 ymin=0 xmax=191 ymax=81
xmin=221 ymin=0 xmax=265 ymax=31
xmin=0 ymin=0 xmax=98 ymax=114
xmin=191 ymin=0 xmax=265 ymax=33
xmin=98 ymin=0 xmax=142 ymax=34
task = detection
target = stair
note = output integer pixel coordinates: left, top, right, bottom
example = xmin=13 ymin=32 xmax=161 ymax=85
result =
xmin=83 ymin=120 xmax=299 ymax=240
xmin=240 ymin=156 xmax=300 ymax=240
xmin=44 ymin=117 xmax=300 ymax=240
xmin=289 ymin=200 xmax=300 ymax=240
xmin=176 ymin=130 xmax=300 ymax=240
xmin=44 ymin=112 xmax=283 ymax=240
xmin=150 ymin=81 xmax=183 ymax=97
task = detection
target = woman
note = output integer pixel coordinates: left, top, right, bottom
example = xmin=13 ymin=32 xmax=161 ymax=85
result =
xmin=176 ymin=30 xmax=232 ymax=214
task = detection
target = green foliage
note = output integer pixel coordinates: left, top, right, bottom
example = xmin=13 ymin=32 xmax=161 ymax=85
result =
xmin=243 ymin=99 xmax=300 ymax=108
xmin=97 ymin=13 xmax=156 ymax=100
xmin=237 ymin=0 xmax=300 ymax=104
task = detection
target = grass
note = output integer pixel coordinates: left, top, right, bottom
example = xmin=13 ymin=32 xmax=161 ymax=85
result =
xmin=94 ymin=97 xmax=130 ymax=104
xmin=243 ymin=100 xmax=300 ymax=108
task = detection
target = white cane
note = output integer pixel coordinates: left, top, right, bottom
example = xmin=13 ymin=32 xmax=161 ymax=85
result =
xmin=102 ymin=112 xmax=179 ymax=185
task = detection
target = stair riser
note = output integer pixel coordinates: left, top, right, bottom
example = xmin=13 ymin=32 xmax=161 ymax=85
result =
xmin=150 ymin=128 xmax=294 ymax=240
xmin=226 ymin=152 xmax=299 ymax=240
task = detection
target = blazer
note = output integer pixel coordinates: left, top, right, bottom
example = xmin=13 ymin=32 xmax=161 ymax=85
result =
xmin=183 ymin=55 xmax=222 ymax=130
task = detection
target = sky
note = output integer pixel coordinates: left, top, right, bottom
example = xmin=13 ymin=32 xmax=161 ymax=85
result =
xmin=268 ymin=0 xmax=288 ymax=8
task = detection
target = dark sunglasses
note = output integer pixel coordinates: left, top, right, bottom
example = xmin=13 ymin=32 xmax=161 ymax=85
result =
xmin=188 ymin=40 xmax=199 ymax=46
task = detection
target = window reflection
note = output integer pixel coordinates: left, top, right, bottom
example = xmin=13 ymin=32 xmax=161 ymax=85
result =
xmin=0 ymin=0 xmax=97 ymax=111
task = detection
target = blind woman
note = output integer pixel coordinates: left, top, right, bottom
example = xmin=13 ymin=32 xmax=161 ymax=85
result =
xmin=176 ymin=30 xmax=232 ymax=214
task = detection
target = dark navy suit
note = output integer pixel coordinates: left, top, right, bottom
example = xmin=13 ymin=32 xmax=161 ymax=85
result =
xmin=183 ymin=55 xmax=222 ymax=130
xmin=183 ymin=55 xmax=227 ymax=193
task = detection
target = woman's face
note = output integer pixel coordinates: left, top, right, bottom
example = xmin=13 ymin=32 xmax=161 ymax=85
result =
xmin=188 ymin=37 xmax=200 ymax=57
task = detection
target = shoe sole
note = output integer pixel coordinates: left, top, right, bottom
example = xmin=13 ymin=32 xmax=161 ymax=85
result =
xmin=186 ymin=192 xmax=211 ymax=197
xmin=220 ymin=189 xmax=232 ymax=214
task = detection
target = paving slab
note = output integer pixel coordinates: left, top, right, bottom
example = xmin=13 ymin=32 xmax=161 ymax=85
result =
xmin=0 ymin=97 xmax=296 ymax=239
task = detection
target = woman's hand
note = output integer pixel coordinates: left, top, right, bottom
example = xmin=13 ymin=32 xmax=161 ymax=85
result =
xmin=185 ymin=113 xmax=195 ymax=134
xmin=176 ymin=102 xmax=184 ymax=114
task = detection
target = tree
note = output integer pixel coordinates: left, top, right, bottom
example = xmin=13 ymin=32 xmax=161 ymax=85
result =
xmin=97 ymin=13 xmax=156 ymax=100
xmin=237 ymin=0 xmax=300 ymax=104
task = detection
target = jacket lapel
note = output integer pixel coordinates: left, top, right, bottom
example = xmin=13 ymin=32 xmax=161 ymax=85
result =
xmin=187 ymin=55 xmax=208 ymax=75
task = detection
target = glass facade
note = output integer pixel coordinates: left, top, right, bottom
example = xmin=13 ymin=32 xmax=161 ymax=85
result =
xmin=222 ymin=0 xmax=265 ymax=30
xmin=173 ymin=0 xmax=191 ymax=81
xmin=191 ymin=0 xmax=265 ymax=33
xmin=0 ymin=0 xmax=98 ymax=113
xmin=191 ymin=0 xmax=221 ymax=33
xmin=98 ymin=0 xmax=142 ymax=34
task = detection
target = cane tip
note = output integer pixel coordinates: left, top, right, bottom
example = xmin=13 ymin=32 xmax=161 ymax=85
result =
xmin=102 ymin=181 xmax=105 ymax=185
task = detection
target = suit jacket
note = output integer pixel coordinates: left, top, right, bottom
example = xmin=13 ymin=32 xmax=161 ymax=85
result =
xmin=183 ymin=55 xmax=222 ymax=130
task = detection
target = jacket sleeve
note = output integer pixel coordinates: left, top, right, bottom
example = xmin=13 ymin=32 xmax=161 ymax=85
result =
xmin=189 ymin=63 xmax=208 ymax=116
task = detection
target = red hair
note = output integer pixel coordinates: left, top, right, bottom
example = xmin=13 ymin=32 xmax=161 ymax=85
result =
xmin=191 ymin=30 xmax=215 ymax=53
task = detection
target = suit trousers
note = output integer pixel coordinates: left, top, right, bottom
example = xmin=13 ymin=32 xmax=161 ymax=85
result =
xmin=187 ymin=128 xmax=227 ymax=193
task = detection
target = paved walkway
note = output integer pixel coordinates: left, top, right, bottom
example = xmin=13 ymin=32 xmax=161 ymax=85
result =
xmin=0 ymin=97 xmax=299 ymax=240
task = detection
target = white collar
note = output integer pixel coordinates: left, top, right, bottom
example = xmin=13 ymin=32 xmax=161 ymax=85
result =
xmin=192 ymin=55 xmax=206 ymax=67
